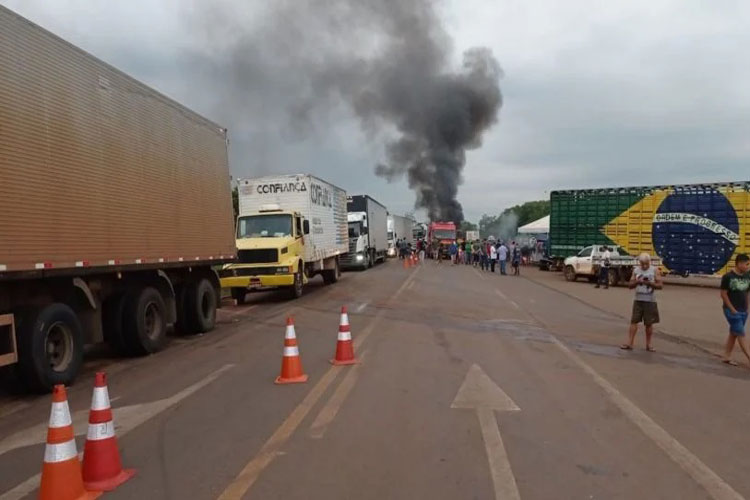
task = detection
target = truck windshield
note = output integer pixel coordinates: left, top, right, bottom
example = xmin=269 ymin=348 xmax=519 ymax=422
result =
xmin=433 ymin=230 xmax=456 ymax=240
xmin=237 ymin=215 xmax=293 ymax=238
xmin=348 ymin=222 xmax=363 ymax=238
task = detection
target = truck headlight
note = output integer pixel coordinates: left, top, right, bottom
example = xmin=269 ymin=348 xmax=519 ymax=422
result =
xmin=356 ymin=254 xmax=364 ymax=261
xmin=276 ymin=266 xmax=290 ymax=273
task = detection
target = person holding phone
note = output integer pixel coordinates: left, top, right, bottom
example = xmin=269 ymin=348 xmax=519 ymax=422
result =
xmin=621 ymin=253 xmax=662 ymax=351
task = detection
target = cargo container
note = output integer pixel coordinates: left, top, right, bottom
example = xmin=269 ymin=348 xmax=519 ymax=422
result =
xmin=0 ymin=6 xmax=236 ymax=391
xmin=342 ymin=195 xmax=388 ymax=269
xmin=549 ymin=182 xmax=750 ymax=276
xmin=220 ymin=174 xmax=347 ymax=300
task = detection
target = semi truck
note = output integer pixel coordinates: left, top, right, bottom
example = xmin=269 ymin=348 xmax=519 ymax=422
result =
xmin=548 ymin=181 xmax=749 ymax=276
xmin=342 ymin=195 xmax=388 ymax=269
xmin=428 ymin=221 xmax=458 ymax=257
xmin=387 ymin=214 xmax=415 ymax=257
xmin=0 ymin=6 xmax=236 ymax=392
xmin=220 ymin=174 xmax=348 ymax=300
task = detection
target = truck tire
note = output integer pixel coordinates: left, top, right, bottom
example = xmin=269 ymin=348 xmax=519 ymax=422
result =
xmin=122 ymin=286 xmax=168 ymax=355
xmin=322 ymin=259 xmax=340 ymax=284
xmin=183 ymin=278 xmax=217 ymax=334
xmin=103 ymin=294 xmax=131 ymax=355
xmin=231 ymin=287 xmax=247 ymax=305
xmin=15 ymin=303 xmax=84 ymax=392
xmin=564 ymin=266 xmax=577 ymax=282
xmin=289 ymin=269 xmax=304 ymax=299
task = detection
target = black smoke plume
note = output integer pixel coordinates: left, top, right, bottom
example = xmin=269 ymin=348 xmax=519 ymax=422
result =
xmin=185 ymin=0 xmax=502 ymax=223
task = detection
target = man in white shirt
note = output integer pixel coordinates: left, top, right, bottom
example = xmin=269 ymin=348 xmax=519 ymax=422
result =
xmin=595 ymin=246 xmax=612 ymax=289
xmin=489 ymin=242 xmax=498 ymax=272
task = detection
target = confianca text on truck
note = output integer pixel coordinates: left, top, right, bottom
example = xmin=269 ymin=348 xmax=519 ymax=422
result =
xmin=220 ymin=174 xmax=348 ymax=300
xmin=0 ymin=5 xmax=236 ymax=392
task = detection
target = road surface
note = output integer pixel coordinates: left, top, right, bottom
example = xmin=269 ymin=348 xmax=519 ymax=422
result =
xmin=1 ymin=259 xmax=749 ymax=499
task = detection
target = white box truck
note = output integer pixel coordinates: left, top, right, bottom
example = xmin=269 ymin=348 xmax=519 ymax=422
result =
xmin=343 ymin=195 xmax=389 ymax=269
xmin=220 ymin=174 xmax=348 ymax=300
xmin=387 ymin=214 xmax=415 ymax=257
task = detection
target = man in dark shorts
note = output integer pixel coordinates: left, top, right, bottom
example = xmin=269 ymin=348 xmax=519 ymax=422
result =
xmin=720 ymin=253 xmax=750 ymax=366
xmin=621 ymin=253 xmax=662 ymax=351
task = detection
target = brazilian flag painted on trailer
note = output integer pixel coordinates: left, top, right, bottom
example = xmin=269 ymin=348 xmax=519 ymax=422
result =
xmin=549 ymin=182 xmax=750 ymax=276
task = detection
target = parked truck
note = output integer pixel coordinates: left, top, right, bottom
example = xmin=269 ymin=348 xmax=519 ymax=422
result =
xmin=548 ymin=181 xmax=750 ymax=276
xmin=342 ymin=195 xmax=388 ymax=269
xmin=220 ymin=174 xmax=348 ymax=300
xmin=0 ymin=6 xmax=236 ymax=392
xmin=428 ymin=221 xmax=457 ymax=257
xmin=387 ymin=214 xmax=415 ymax=257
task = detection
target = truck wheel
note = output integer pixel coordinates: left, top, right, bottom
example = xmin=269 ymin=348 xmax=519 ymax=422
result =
xmin=123 ymin=287 xmax=167 ymax=355
xmin=322 ymin=259 xmax=340 ymax=284
xmin=184 ymin=278 xmax=217 ymax=334
xmin=231 ymin=288 xmax=247 ymax=305
xmin=103 ymin=294 xmax=131 ymax=355
xmin=15 ymin=303 xmax=84 ymax=392
xmin=564 ymin=266 xmax=577 ymax=282
xmin=289 ymin=270 xmax=304 ymax=299
xmin=608 ymin=268 xmax=620 ymax=287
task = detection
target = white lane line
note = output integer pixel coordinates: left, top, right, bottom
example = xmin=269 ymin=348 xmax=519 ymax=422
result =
xmin=477 ymin=408 xmax=522 ymax=500
xmin=494 ymin=289 xmax=508 ymax=300
xmin=550 ymin=336 xmax=743 ymax=500
xmin=309 ymin=350 xmax=368 ymax=439
xmin=0 ymin=364 xmax=235 ymax=500
xmin=355 ymin=301 xmax=369 ymax=313
xmin=508 ymin=300 xmax=520 ymax=310
xmin=406 ymin=281 xmax=415 ymax=290
xmin=217 ymin=267 xmax=422 ymax=500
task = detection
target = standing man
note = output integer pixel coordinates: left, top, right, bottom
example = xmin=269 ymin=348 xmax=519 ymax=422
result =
xmin=595 ymin=246 xmax=612 ymax=289
xmin=418 ymin=238 xmax=426 ymax=263
xmin=511 ymin=245 xmax=521 ymax=276
xmin=621 ymin=253 xmax=662 ymax=352
xmin=449 ymin=241 xmax=458 ymax=265
xmin=489 ymin=242 xmax=498 ymax=272
xmin=465 ymin=240 xmax=472 ymax=265
xmin=480 ymin=239 xmax=488 ymax=271
xmin=498 ymin=241 xmax=508 ymax=275
xmin=472 ymin=239 xmax=481 ymax=267
xmin=720 ymin=254 xmax=750 ymax=366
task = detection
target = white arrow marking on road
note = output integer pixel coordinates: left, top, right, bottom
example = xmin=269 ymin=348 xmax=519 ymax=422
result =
xmin=452 ymin=364 xmax=521 ymax=500
xmin=0 ymin=364 xmax=235 ymax=500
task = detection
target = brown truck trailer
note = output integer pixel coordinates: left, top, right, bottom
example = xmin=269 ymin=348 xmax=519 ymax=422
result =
xmin=0 ymin=6 xmax=236 ymax=391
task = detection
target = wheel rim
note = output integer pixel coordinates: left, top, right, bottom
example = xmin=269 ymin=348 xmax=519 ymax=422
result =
xmin=46 ymin=322 xmax=74 ymax=372
xmin=144 ymin=301 xmax=163 ymax=341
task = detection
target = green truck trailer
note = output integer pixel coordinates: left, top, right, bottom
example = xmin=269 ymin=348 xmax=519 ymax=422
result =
xmin=547 ymin=181 xmax=750 ymax=277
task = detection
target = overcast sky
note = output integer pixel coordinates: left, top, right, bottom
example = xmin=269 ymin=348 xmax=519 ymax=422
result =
xmin=3 ymin=0 xmax=749 ymax=222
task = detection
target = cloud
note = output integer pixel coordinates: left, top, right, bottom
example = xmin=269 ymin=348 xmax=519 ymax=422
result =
xmin=4 ymin=0 xmax=749 ymax=222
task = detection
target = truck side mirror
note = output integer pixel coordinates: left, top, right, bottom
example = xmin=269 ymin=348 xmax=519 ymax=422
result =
xmin=303 ymin=220 xmax=310 ymax=235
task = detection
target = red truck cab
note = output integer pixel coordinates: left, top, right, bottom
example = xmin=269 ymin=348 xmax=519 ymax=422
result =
xmin=428 ymin=221 xmax=457 ymax=256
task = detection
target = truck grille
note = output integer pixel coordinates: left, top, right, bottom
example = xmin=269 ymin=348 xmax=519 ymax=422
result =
xmin=348 ymin=240 xmax=358 ymax=253
xmin=238 ymin=249 xmax=278 ymax=264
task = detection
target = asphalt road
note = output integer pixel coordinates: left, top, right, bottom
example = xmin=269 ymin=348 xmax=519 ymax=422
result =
xmin=1 ymin=259 xmax=749 ymax=499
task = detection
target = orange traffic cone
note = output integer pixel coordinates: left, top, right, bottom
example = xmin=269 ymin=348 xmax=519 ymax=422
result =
xmin=39 ymin=385 xmax=101 ymax=500
xmin=331 ymin=306 xmax=358 ymax=365
xmin=82 ymin=372 xmax=136 ymax=491
xmin=403 ymin=258 xmax=409 ymax=269
xmin=275 ymin=317 xmax=308 ymax=384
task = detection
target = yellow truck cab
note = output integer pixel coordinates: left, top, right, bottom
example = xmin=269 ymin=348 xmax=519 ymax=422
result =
xmin=220 ymin=174 xmax=348 ymax=301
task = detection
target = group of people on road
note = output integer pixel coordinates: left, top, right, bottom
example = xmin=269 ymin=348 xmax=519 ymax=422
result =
xmin=439 ymin=239 xmax=522 ymax=275
xmin=620 ymin=251 xmax=750 ymax=368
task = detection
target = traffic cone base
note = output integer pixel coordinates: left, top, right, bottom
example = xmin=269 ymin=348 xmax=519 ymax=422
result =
xmin=40 ymin=460 xmax=102 ymax=500
xmin=330 ymin=357 xmax=358 ymax=366
xmin=275 ymin=374 xmax=309 ymax=384
xmin=84 ymin=468 xmax=136 ymax=492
